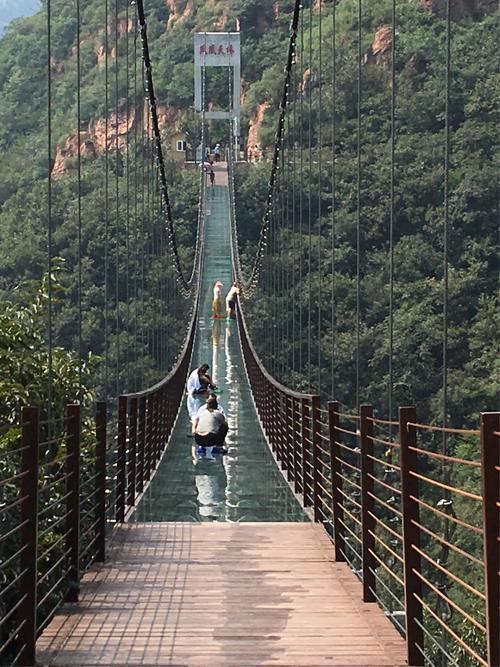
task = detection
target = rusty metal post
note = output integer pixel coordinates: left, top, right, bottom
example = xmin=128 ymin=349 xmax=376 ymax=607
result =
xmin=360 ymin=405 xmax=376 ymax=602
xmin=150 ymin=393 xmax=157 ymax=467
xmin=127 ymin=397 xmax=138 ymax=506
xmin=301 ymin=398 xmax=311 ymax=507
xmin=144 ymin=395 xmax=153 ymax=481
xmin=311 ymin=395 xmax=322 ymax=522
xmin=160 ymin=388 xmax=167 ymax=450
xmin=293 ymin=397 xmax=301 ymax=493
xmin=285 ymin=395 xmax=293 ymax=481
xmin=66 ymin=403 xmax=81 ymax=603
xmin=18 ymin=407 xmax=39 ymax=667
xmin=480 ymin=411 xmax=500 ymax=667
xmin=278 ymin=392 xmax=286 ymax=469
xmin=329 ymin=401 xmax=345 ymax=562
xmin=95 ymin=402 xmax=107 ymax=562
xmin=155 ymin=392 xmax=161 ymax=462
xmin=399 ymin=406 xmax=424 ymax=666
xmin=262 ymin=377 xmax=269 ymax=437
xmin=269 ymin=385 xmax=277 ymax=454
xmin=137 ymin=395 xmax=146 ymax=492
xmin=116 ymin=395 xmax=127 ymax=523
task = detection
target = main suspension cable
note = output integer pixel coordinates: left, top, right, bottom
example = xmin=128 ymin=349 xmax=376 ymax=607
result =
xmin=135 ymin=0 xmax=201 ymax=294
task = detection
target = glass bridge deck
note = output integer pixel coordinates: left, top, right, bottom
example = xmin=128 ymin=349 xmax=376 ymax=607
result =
xmin=133 ymin=183 xmax=307 ymax=523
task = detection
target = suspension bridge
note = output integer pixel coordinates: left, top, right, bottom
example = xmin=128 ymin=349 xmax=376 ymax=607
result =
xmin=0 ymin=0 xmax=498 ymax=666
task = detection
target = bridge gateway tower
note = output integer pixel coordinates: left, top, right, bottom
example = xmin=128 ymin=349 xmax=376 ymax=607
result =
xmin=194 ymin=32 xmax=241 ymax=159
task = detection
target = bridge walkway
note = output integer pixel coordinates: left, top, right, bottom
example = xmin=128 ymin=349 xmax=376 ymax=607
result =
xmin=37 ymin=172 xmax=407 ymax=666
xmin=37 ymin=523 xmax=407 ymax=666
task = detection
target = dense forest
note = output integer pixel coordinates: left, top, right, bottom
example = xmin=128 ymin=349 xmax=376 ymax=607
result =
xmin=235 ymin=0 xmax=499 ymax=429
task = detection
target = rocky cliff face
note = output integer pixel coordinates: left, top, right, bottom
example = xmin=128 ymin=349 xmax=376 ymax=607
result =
xmin=52 ymin=107 xmax=135 ymax=179
xmin=421 ymin=0 xmax=497 ymax=20
xmin=247 ymin=101 xmax=270 ymax=161
xmin=52 ymin=104 xmax=184 ymax=179
xmin=368 ymin=24 xmax=392 ymax=66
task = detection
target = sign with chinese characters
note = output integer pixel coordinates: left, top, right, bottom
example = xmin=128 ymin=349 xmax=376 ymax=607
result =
xmin=194 ymin=32 xmax=240 ymax=68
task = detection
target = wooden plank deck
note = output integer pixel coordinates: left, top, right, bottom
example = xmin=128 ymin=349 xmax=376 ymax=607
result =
xmin=37 ymin=522 xmax=408 ymax=666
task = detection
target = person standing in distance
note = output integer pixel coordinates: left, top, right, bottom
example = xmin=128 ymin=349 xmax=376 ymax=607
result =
xmin=212 ymin=280 xmax=224 ymax=318
xmin=225 ymin=282 xmax=240 ymax=319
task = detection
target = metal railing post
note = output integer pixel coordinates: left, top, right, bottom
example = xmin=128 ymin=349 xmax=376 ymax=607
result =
xmin=301 ymin=398 xmax=311 ymax=507
xmin=18 ymin=406 xmax=39 ymax=667
xmin=293 ymin=397 xmax=301 ymax=493
xmin=95 ymin=402 xmax=107 ymax=562
xmin=329 ymin=401 xmax=345 ymax=562
xmin=285 ymin=395 xmax=293 ymax=481
xmin=127 ymin=397 xmax=138 ymax=507
xmin=360 ymin=404 xmax=376 ymax=602
xmin=66 ymin=403 xmax=81 ymax=603
xmin=278 ymin=392 xmax=286 ymax=469
xmin=311 ymin=395 xmax=321 ymax=522
xmin=137 ymin=395 xmax=146 ymax=493
xmin=116 ymin=396 xmax=127 ymax=523
xmin=480 ymin=411 xmax=500 ymax=667
xmin=399 ymin=406 xmax=424 ymax=666
xmin=144 ymin=395 xmax=153 ymax=481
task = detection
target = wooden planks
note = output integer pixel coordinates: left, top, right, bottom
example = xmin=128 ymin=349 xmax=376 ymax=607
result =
xmin=37 ymin=522 xmax=407 ymax=666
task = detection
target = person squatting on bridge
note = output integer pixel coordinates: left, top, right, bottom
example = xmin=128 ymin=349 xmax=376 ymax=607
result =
xmin=192 ymin=396 xmax=228 ymax=458
xmin=212 ymin=280 xmax=224 ymax=318
xmin=187 ymin=363 xmax=217 ymax=396
xmin=226 ymin=281 xmax=240 ymax=319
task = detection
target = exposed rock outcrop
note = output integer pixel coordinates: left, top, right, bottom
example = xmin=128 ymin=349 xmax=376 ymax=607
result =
xmin=51 ymin=103 xmax=186 ymax=178
xmin=247 ymin=101 xmax=270 ymax=162
xmin=49 ymin=55 xmax=64 ymax=74
xmin=52 ymin=106 xmax=136 ymax=179
xmin=363 ymin=25 xmax=393 ymax=67
xmin=372 ymin=24 xmax=392 ymax=65
xmin=165 ymin=0 xmax=195 ymax=30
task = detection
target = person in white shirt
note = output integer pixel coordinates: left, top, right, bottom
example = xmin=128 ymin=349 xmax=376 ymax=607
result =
xmin=192 ymin=397 xmax=228 ymax=454
xmin=225 ymin=282 xmax=240 ymax=318
xmin=196 ymin=393 xmax=225 ymax=418
xmin=212 ymin=280 xmax=223 ymax=318
xmin=187 ymin=364 xmax=217 ymax=396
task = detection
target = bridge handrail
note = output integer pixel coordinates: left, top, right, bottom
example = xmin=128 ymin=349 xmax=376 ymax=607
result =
xmin=0 ymin=404 xmax=108 ymax=665
xmin=234 ymin=300 xmax=499 ymax=666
